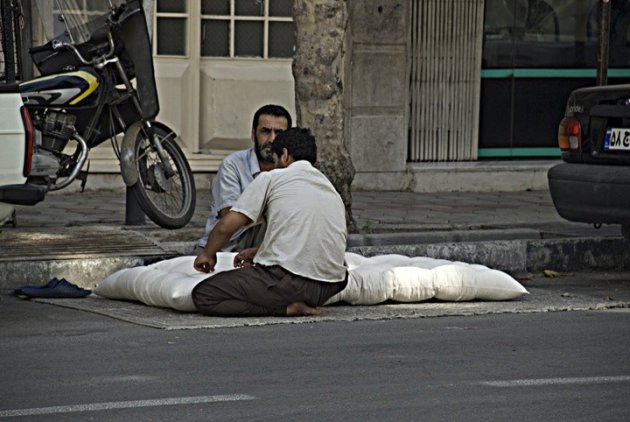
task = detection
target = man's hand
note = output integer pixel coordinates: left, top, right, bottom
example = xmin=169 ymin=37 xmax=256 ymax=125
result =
xmin=234 ymin=247 xmax=258 ymax=268
xmin=194 ymin=250 xmax=217 ymax=273
xmin=195 ymin=210 xmax=252 ymax=273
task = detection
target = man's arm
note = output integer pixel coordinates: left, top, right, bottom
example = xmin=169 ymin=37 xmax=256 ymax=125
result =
xmin=213 ymin=157 xmax=248 ymax=215
xmin=194 ymin=211 xmax=252 ymax=273
xmin=217 ymin=208 xmax=231 ymax=218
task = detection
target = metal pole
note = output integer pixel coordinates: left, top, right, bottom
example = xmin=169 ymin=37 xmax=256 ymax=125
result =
xmin=1 ymin=0 xmax=16 ymax=83
xmin=125 ymin=187 xmax=146 ymax=225
xmin=596 ymin=0 xmax=611 ymax=86
xmin=18 ymin=0 xmax=33 ymax=81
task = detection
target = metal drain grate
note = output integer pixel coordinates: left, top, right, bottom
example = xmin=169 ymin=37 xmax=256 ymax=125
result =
xmin=0 ymin=227 xmax=168 ymax=260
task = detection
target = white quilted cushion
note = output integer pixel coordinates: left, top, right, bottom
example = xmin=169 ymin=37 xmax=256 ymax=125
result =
xmin=333 ymin=264 xmax=394 ymax=305
xmin=431 ymin=264 xmax=478 ymax=301
xmin=95 ymin=253 xmax=529 ymax=311
xmin=327 ymin=256 xmax=528 ymax=304
xmin=344 ymin=252 xmax=369 ymax=270
xmin=94 ymin=253 xmax=237 ymax=312
xmin=389 ymin=267 xmax=436 ymax=303
xmin=470 ymin=267 xmax=531 ymax=301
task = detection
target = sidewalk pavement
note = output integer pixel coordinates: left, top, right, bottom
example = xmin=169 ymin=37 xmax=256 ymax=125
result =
xmin=0 ymin=188 xmax=620 ymax=234
xmin=1 ymin=188 xmax=629 ymax=330
xmin=0 ymin=188 xmax=628 ymax=291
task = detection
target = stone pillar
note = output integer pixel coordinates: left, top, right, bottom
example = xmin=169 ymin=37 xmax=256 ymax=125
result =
xmin=345 ymin=0 xmax=409 ymax=190
xmin=292 ymin=0 xmax=357 ymax=231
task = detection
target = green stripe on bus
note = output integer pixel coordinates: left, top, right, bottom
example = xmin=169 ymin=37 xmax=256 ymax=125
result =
xmin=477 ymin=147 xmax=561 ymax=157
xmin=481 ymin=68 xmax=630 ymax=78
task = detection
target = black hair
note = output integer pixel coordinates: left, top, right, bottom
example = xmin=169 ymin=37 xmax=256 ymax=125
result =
xmin=252 ymin=104 xmax=292 ymax=130
xmin=271 ymin=127 xmax=317 ymax=164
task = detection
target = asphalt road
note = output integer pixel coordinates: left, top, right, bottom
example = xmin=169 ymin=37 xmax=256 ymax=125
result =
xmin=2 ymin=290 xmax=630 ymax=421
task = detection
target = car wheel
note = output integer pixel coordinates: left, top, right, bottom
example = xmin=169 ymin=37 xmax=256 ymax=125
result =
xmin=622 ymin=225 xmax=630 ymax=240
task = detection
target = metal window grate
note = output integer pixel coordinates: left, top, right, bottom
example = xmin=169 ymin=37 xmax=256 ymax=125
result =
xmin=200 ymin=0 xmax=293 ymax=59
xmin=154 ymin=0 xmax=294 ymax=59
xmin=408 ymin=0 xmax=484 ymax=162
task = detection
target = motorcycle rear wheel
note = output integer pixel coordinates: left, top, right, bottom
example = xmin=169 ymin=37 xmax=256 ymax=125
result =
xmin=130 ymin=126 xmax=196 ymax=229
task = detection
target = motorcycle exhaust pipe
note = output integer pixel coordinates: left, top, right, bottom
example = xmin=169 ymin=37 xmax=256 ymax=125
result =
xmin=48 ymin=133 xmax=89 ymax=191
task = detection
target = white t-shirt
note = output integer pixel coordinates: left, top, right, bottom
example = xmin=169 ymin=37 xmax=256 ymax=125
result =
xmin=231 ymin=160 xmax=347 ymax=282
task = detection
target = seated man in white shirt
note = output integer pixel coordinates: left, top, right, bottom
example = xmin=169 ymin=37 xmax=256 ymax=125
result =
xmin=192 ymin=128 xmax=348 ymax=317
xmin=196 ymin=104 xmax=292 ymax=253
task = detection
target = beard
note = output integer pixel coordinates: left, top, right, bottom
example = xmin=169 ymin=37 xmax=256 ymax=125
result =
xmin=254 ymin=137 xmax=274 ymax=164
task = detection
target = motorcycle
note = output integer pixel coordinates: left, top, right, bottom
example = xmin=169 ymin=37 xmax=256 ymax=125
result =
xmin=16 ymin=0 xmax=195 ymax=229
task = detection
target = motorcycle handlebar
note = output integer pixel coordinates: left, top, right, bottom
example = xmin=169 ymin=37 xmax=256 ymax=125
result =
xmin=50 ymin=4 xmax=124 ymax=68
xmin=29 ymin=44 xmax=52 ymax=54
xmin=52 ymin=32 xmax=116 ymax=67
xmin=110 ymin=3 xmax=127 ymax=23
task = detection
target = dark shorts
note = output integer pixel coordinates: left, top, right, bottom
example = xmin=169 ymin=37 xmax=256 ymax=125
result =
xmin=191 ymin=265 xmax=347 ymax=317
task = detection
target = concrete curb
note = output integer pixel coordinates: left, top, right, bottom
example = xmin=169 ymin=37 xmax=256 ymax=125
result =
xmin=348 ymin=237 xmax=630 ymax=275
xmin=1 ymin=236 xmax=628 ymax=290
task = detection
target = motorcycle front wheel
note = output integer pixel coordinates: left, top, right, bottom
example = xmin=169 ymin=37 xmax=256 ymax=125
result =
xmin=130 ymin=126 xmax=196 ymax=229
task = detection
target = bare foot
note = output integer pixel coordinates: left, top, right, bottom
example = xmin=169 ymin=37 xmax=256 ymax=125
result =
xmin=286 ymin=302 xmax=320 ymax=317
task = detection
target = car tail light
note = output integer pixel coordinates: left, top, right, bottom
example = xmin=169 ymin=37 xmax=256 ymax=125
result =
xmin=558 ymin=117 xmax=581 ymax=151
xmin=20 ymin=106 xmax=34 ymax=177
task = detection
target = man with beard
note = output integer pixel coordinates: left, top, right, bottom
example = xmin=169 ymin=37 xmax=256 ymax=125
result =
xmin=196 ymin=104 xmax=292 ymax=252
xmin=192 ymin=128 xmax=348 ymax=317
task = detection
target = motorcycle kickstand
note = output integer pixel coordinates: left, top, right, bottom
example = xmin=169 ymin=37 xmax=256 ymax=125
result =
xmin=77 ymin=160 xmax=90 ymax=192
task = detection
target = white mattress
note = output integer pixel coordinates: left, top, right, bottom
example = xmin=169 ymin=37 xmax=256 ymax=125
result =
xmin=94 ymin=252 xmax=528 ymax=312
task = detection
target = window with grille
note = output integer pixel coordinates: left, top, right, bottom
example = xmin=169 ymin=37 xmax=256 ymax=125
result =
xmin=155 ymin=0 xmax=295 ymax=59
xmin=155 ymin=0 xmax=187 ymax=55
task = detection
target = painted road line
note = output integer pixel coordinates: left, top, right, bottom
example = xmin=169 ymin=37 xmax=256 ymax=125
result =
xmin=480 ymin=376 xmax=630 ymax=387
xmin=0 ymin=394 xmax=256 ymax=417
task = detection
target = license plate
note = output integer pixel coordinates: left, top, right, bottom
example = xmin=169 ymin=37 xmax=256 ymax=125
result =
xmin=603 ymin=128 xmax=630 ymax=151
